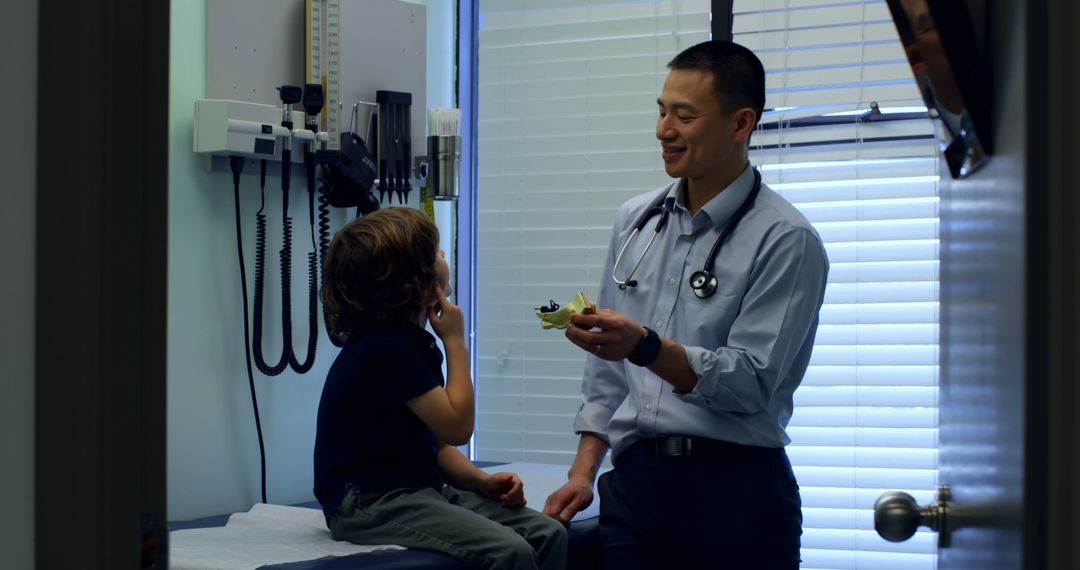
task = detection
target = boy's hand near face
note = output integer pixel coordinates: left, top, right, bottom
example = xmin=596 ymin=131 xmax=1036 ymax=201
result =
xmin=427 ymin=285 xmax=464 ymax=343
xmin=480 ymin=472 xmax=526 ymax=507
xmin=409 ymin=287 xmax=473 ymax=445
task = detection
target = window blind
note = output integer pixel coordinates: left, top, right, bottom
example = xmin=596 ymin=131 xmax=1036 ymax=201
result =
xmin=475 ymin=1 xmax=938 ymax=569
xmin=474 ymin=0 xmax=712 ymax=460
xmin=736 ymin=2 xmax=939 ymax=569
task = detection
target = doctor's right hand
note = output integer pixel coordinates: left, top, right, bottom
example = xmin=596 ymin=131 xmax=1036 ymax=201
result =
xmin=427 ymin=285 xmax=464 ymax=343
xmin=565 ymin=309 xmax=646 ymax=361
xmin=543 ymin=478 xmax=594 ymax=525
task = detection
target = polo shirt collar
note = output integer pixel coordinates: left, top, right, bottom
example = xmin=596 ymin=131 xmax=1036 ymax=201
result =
xmin=356 ymin=319 xmax=438 ymax=348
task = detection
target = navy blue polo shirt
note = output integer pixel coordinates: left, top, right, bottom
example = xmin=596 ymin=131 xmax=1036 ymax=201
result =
xmin=313 ymin=321 xmax=445 ymax=523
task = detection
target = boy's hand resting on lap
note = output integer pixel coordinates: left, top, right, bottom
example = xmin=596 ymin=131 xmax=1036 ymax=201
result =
xmin=479 ymin=472 xmax=526 ymax=507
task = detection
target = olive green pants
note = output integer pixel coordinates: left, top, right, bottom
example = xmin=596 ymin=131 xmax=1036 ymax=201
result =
xmin=330 ymin=485 xmax=567 ymax=570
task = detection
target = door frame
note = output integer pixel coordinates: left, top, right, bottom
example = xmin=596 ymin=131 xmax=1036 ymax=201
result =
xmin=1031 ymin=0 xmax=1080 ymax=567
xmin=35 ymin=0 xmax=170 ymax=566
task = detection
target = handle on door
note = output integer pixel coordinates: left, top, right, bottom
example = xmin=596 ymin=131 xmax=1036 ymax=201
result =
xmin=874 ymin=484 xmax=952 ymax=547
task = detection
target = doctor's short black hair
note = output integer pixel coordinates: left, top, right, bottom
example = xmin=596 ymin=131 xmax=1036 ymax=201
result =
xmin=321 ymin=207 xmax=439 ymax=339
xmin=668 ymin=40 xmax=766 ymax=126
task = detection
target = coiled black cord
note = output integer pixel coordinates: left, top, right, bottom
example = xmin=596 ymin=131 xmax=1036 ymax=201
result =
xmin=288 ymin=247 xmax=319 ymax=373
xmin=317 ymin=177 xmax=333 ymax=268
xmin=306 ymin=153 xmax=319 ymax=250
xmin=316 ymin=164 xmax=345 ymax=347
xmin=252 ymin=157 xmax=290 ymax=376
xmin=252 ymin=147 xmax=323 ymax=375
xmin=287 ymin=151 xmax=321 ymax=373
xmin=230 ymin=156 xmax=268 ymax=504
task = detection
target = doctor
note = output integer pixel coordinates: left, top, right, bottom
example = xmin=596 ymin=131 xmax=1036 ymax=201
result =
xmin=543 ymin=40 xmax=829 ymax=569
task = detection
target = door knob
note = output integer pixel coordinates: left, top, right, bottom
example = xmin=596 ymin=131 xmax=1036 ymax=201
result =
xmin=874 ymin=484 xmax=952 ymax=547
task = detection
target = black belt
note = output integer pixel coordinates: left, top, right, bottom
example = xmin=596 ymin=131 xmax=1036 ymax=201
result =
xmin=631 ymin=436 xmax=763 ymax=458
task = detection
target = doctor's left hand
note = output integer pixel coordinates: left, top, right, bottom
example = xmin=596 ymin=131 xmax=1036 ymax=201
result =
xmin=565 ymin=309 xmax=647 ymax=361
xmin=480 ymin=472 xmax=526 ymax=506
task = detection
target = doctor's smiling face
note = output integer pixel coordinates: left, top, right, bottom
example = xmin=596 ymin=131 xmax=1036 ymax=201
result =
xmin=656 ymin=68 xmax=756 ymax=194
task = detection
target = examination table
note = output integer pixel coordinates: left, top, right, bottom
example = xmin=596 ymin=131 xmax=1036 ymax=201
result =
xmin=169 ymin=462 xmax=600 ymax=570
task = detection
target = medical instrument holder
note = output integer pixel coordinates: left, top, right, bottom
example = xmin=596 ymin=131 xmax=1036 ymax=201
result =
xmin=375 ymin=90 xmax=413 ymax=204
xmin=426 ymin=135 xmax=460 ymax=199
xmin=194 ymin=100 xmax=289 ymax=160
xmin=193 ymin=99 xmax=329 ymax=170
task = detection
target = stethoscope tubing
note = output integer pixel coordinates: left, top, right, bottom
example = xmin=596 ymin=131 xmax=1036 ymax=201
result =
xmin=611 ymin=168 xmax=762 ymax=296
xmin=612 ymin=205 xmax=665 ymax=290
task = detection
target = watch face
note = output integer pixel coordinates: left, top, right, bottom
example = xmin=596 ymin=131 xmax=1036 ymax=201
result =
xmin=630 ymin=327 xmax=661 ymax=366
xmin=643 ymin=329 xmax=661 ymax=356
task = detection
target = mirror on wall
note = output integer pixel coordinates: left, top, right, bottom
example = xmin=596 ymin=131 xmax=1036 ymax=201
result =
xmin=887 ymin=0 xmax=991 ymax=178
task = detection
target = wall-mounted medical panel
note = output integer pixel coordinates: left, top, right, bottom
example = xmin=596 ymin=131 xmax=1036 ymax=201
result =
xmin=207 ymin=0 xmax=426 ymax=154
xmin=207 ymin=0 xmax=309 ymax=106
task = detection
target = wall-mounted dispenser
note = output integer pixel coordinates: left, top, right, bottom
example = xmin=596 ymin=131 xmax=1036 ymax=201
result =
xmin=426 ymin=108 xmax=461 ymax=200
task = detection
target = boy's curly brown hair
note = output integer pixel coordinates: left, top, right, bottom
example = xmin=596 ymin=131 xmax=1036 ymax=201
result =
xmin=321 ymin=207 xmax=440 ymax=339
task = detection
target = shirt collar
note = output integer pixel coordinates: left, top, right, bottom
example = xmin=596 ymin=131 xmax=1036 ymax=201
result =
xmin=664 ymin=163 xmax=756 ymax=230
xmin=355 ymin=318 xmax=438 ymax=348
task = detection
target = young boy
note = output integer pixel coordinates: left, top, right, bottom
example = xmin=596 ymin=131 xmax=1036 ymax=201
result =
xmin=314 ymin=207 xmax=567 ymax=570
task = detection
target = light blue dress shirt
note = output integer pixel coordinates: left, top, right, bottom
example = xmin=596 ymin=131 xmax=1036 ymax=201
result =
xmin=573 ymin=163 xmax=829 ymax=458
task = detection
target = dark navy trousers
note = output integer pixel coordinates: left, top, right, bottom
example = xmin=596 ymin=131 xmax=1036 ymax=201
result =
xmin=597 ymin=438 xmax=802 ymax=570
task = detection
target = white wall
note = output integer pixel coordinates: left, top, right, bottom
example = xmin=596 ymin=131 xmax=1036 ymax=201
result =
xmin=407 ymin=0 xmax=455 ymax=110
xmin=0 ymin=0 xmax=36 ymax=566
xmin=168 ymin=0 xmax=456 ymax=520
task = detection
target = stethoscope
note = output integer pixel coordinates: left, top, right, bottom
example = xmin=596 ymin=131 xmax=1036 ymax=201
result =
xmin=612 ymin=167 xmax=762 ymax=299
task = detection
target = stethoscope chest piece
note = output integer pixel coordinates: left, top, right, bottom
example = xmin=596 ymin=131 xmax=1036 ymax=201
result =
xmin=689 ymin=270 xmax=718 ymax=299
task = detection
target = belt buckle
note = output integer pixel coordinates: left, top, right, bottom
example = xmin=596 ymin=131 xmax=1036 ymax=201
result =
xmin=656 ymin=437 xmax=692 ymax=457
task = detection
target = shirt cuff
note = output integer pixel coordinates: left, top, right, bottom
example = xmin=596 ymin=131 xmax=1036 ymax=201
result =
xmin=573 ymin=401 xmax=614 ymax=443
xmin=671 ymin=345 xmax=717 ymax=407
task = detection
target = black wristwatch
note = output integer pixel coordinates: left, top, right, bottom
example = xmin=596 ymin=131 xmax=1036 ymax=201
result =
xmin=627 ymin=327 xmax=661 ymax=367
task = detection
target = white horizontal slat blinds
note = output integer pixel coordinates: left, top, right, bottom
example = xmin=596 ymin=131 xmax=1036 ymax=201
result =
xmin=475 ymin=0 xmax=710 ymax=464
xmin=734 ymin=0 xmax=924 ymax=110
xmin=475 ymin=1 xmax=938 ymax=568
xmin=738 ymin=1 xmax=940 ymax=568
